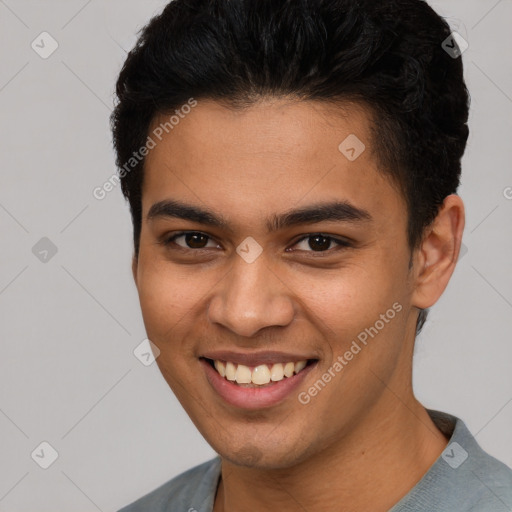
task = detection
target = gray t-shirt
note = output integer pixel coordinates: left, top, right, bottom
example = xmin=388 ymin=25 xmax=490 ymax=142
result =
xmin=118 ymin=410 xmax=512 ymax=511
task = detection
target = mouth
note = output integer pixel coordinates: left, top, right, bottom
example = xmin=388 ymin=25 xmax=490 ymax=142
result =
xmin=203 ymin=358 xmax=316 ymax=387
xmin=200 ymin=354 xmax=318 ymax=410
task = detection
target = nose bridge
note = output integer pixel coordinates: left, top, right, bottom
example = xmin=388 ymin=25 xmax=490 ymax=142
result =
xmin=208 ymin=254 xmax=294 ymax=337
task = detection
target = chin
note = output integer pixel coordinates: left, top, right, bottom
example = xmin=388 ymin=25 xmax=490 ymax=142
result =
xmin=213 ymin=436 xmax=315 ymax=470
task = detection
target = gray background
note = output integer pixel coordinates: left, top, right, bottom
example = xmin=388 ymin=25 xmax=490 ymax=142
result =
xmin=0 ymin=0 xmax=511 ymax=510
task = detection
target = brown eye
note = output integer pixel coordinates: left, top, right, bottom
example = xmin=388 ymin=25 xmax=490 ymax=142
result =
xmin=291 ymin=233 xmax=352 ymax=253
xmin=307 ymin=235 xmax=332 ymax=251
xmin=184 ymin=233 xmax=209 ymax=248
xmin=166 ymin=232 xmax=218 ymax=249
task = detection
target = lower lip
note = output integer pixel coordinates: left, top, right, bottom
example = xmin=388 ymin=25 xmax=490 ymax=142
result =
xmin=201 ymin=359 xmax=316 ymax=410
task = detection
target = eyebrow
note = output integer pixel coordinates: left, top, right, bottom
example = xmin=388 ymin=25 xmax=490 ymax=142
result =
xmin=147 ymin=199 xmax=372 ymax=232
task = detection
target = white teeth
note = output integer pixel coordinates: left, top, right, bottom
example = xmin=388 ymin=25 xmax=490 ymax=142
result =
xmin=270 ymin=363 xmax=284 ymax=381
xmin=225 ymin=361 xmax=236 ymax=381
xmin=294 ymin=360 xmax=307 ymax=373
xmin=283 ymin=362 xmax=295 ymax=378
xmin=212 ymin=359 xmax=309 ymax=385
xmin=214 ymin=360 xmax=226 ymax=377
xmin=235 ymin=364 xmax=252 ymax=384
xmin=252 ymin=365 xmax=271 ymax=385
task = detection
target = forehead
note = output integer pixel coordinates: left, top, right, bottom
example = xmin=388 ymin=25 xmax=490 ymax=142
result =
xmin=142 ymin=98 xmax=406 ymax=231
xmin=146 ymin=97 xmax=373 ymax=165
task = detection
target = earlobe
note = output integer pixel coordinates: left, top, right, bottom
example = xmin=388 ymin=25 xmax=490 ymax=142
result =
xmin=411 ymin=194 xmax=465 ymax=310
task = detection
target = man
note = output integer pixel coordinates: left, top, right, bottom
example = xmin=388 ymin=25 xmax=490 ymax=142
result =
xmin=112 ymin=0 xmax=512 ymax=510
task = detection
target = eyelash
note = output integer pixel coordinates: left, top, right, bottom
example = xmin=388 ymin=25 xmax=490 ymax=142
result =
xmin=161 ymin=231 xmax=352 ymax=254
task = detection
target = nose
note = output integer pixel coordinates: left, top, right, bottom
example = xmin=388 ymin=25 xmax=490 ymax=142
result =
xmin=207 ymin=255 xmax=295 ymax=338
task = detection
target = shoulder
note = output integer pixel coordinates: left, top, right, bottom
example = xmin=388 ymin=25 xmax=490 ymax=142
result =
xmin=117 ymin=457 xmax=221 ymax=512
xmin=446 ymin=411 xmax=512 ymax=510
xmin=463 ymin=443 xmax=512 ymax=511
xmin=392 ymin=410 xmax=512 ymax=512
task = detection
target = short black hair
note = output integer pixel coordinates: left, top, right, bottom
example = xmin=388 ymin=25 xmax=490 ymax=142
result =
xmin=111 ymin=0 xmax=470 ymax=335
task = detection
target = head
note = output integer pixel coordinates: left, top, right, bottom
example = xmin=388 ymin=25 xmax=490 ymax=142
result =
xmin=111 ymin=0 xmax=468 ymax=468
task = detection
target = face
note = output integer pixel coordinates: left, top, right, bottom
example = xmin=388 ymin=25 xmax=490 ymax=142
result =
xmin=133 ymin=98 xmax=420 ymax=469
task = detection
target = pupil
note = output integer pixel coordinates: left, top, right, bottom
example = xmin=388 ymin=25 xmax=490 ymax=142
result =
xmin=309 ymin=235 xmax=330 ymax=251
xmin=186 ymin=233 xmax=208 ymax=248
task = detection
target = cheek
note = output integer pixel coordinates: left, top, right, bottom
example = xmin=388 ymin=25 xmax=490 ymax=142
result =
xmin=289 ymin=260 xmax=399 ymax=327
xmin=295 ymin=270 xmax=407 ymax=423
xmin=135 ymin=262 xmax=208 ymax=393
xmin=290 ymin=258 xmax=408 ymax=372
xmin=136 ymin=258 xmax=203 ymax=343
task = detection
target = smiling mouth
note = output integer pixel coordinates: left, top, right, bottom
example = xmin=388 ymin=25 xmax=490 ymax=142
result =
xmin=202 ymin=358 xmax=317 ymax=388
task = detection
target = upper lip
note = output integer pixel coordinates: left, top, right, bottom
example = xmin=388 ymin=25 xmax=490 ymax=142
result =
xmin=201 ymin=350 xmax=317 ymax=366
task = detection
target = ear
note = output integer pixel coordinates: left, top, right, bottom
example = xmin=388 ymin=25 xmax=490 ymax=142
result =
xmin=410 ymin=194 xmax=465 ymax=310
xmin=132 ymin=255 xmax=138 ymax=287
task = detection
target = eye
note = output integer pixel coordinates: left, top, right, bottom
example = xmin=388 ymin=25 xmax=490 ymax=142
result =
xmin=165 ymin=231 xmax=220 ymax=250
xmin=290 ymin=233 xmax=352 ymax=253
xmin=162 ymin=231 xmax=351 ymax=254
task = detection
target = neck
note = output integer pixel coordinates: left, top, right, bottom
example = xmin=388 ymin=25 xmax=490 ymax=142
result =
xmin=214 ymin=399 xmax=448 ymax=512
